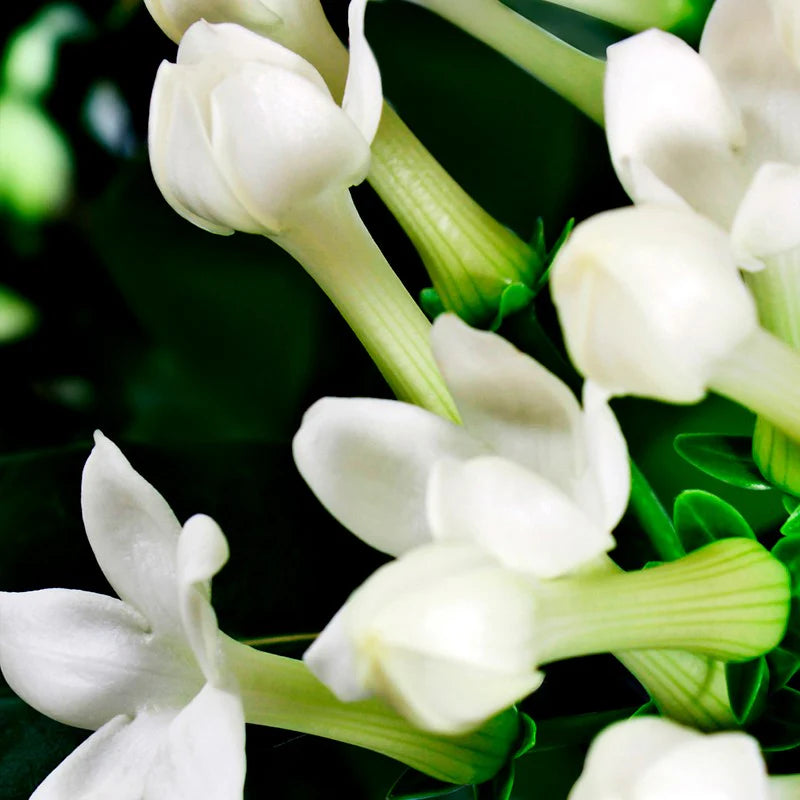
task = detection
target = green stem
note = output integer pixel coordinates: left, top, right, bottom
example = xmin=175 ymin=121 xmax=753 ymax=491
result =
xmin=535 ymin=0 xmax=700 ymax=32
xmin=369 ymin=105 xmax=539 ymax=325
xmin=744 ymin=253 xmax=800 ymax=494
xmin=709 ymin=326 xmax=800 ymax=445
xmin=406 ymin=0 xmax=605 ymax=123
xmin=770 ymin=774 xmax=800 ymax=800
xmin=224 ymin=637 xmax=519 ymax=784
xmin=535 ymin=538 xmax=789 ymax=663
xmin=276 ymin=195 xmax=459 ymax=421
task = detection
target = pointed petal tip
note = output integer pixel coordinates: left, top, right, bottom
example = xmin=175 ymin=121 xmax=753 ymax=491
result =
xmin=179 ymin=514 xmax=230 ymax=584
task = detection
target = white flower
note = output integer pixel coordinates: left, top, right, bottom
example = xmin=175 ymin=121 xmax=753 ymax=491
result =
xmin=148 ymin=1 xmax=380 ymax=237
xmin=605 ymin=0 xmax=800 ymax=269
xmin=293 ymin=313 xmax=629 ymax=578
xmin=550 ymin=205 xmax=760 ymax=403
xmin=0 ymin=433 xmax=245 ymax=800
xmin=568 ymin=716 xmax=772 ymax=800
xmin=305 ymin=542 xmax=545 ymax=735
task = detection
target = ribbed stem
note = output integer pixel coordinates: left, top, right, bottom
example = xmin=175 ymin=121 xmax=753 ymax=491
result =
xmin=276 ymin=195 xmax=458 ymax=421
xmin=534 ymin=539 xmax=789 ymax=664
xmin=369 ymin=105 xmax=538 ymax=324
xmin=405 ymin=0 xmax=605 ymax=123
xmin=224 ymin=638 xmax=518 ymax=784
xmin=745 ymin=252 xmax=800 ymax=493
xmin=616 ymin=650 xmax=735 ymax=729
xmin=536 ymin=0 xmax=698 ymax=32
xmin=709 ymin=326 xmax=800 ymax=444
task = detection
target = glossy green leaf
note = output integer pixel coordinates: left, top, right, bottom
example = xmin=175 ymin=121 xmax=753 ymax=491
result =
xmin=772 ymin=537 xmax=800 ymax=589
xmin=387 ymin=770 xmax=465 ymax=800
xmin=767 ymin=647 xmax=800 ymax=690
xmin=673 ymin=434 xmax=771 ymax=490
xmin=726 ymin=657 xmax=769 ymax=725
xmin=673 ymin=490 xmax=755 ymax=553
xmin=488 ymin=283 xmax=535 ymax=331
xmin=751 ymin=688 xmax=800 ymax=752
xmin=782 ymin=502 xmax=800 ymax=537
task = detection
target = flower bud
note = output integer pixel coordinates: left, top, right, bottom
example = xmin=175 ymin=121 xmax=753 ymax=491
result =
xmin=550 ymin=205 xmax=758 ymax=403
xmin=148 ymin=17 xmax=379 ymax=237
xmin=569 ymin=717 xmax=771 ymax=800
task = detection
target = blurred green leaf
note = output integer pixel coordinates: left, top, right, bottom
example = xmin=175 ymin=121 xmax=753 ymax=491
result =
xmin=387 ymin=770 xmax=465 ymax=800
xmin=751 ymin=688 xmax=800 ymax=752
xmin=674 ymin=433 xmax=771 ymax=490
xmin=767 ymin=647 xmax=800 ymax=690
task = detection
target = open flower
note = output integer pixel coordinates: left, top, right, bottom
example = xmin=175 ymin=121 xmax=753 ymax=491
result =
xmin=293 ymin=313 xmax=629 ymax=577
xmin=569 ymin=716 xmax=778 ymax=800
xmin=605 ymin=0 xmax=800 ymax=269
xmin=0 ymin=433 xmax=244 ymax=799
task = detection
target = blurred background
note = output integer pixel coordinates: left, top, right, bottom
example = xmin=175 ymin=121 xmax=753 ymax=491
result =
xmin=0 ymin=1 xmax=786 ymax=796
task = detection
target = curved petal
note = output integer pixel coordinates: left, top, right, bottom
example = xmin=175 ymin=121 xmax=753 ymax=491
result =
xmin=209 ymin=63 xmax=371 ymax=233
xmin=148 ymin=63 xmax=257 ymax=235
xmin=569 ymin=717 xmax=703 ymax=799
xmin=0 ymin=589 xmax=199 ymax=730
xmin=635 ymin=732 xmax=771 ymax=799
xmin=81 ymin=432 xmax=183 ymax=636
xmin=31 ymin=711 xmax=171 ymax=800
xmin=701 ymin=0 xmax=800 ymax=167
xmin=431 ymin=314 xmax=586 ymax=498
xmin=292 ymin=397 xmax=485 ymax=555
xmin=769 ymin=0 xmax=800 ymax=68
xmin=427 ymin=456 xmax=615 ymax=578
xmin=177 ymin=514 xmax=229 ymax=685
xmin=731 ymin=162 xmax=800 ymax=263
xmin=579 ymin=382 xmax=630 ymax=530
xmin=145 ymin=683 xmax=246 ymax=800
xmin=605 ymin=29 xmax=748 ymax=226
xmin=342 ymin=0 xmax=383 ymax=144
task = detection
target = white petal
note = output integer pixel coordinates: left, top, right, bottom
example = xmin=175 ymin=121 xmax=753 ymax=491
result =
xmin=148 ymin=66 xmax=264 ymax=235
xmin=351 ymin=544 xmax=544 ymax=733
xmin=605 ymin=29 xmax=748 ymax=226
xmin=145 ymin=1 xmax=282 ymax=44
xmin=635 ymin=732 xmax=771 ymax=800
xmin=209 ymin=63 xmax=371 ymax=233
xmin=145 ymin=683 xmax=246 ymax=800
xmin=31 ymin=712 xmax=171 ymax=800
xmin=701 ymin=0 xmax=800 ymax=167
xmin=0 ymin=589 xmax=199 ymax=730
xmin=427 ymin=456 xmax=615 ymax=578
xmin=769 ymin=0 xmax=800 ymax=68
xmin=342 ymin=0 xmax=383 ymax=144
xmin=569 ymin=717 xmax=703 ymax=799
xmin=431 ymin=314 xmax=587 ymax=498
xmin=292 ymin=397 xmax=485 ymax=555
xmin=177 ymin=514 xmax=229 ymax=685
xmin=177 ymin=21 xmax=325 ymax=93
xmin=81 ymin=432 xmax=183 ymax=636
xmin=579 ymin=381 xmax=630 ymax=530
xmin=731 ymin=162 xmax=800 ymax=263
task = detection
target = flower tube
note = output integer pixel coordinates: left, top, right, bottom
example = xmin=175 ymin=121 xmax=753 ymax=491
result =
xmin=305 ymin=538 xmax=789 ymax=734
xmin=550 ymin=205 xmax=800 ymax=441
xmin=148 ymin=14 xmax=457 ymax=419
xmin=604 ymin=0 xmax=800 ymax=490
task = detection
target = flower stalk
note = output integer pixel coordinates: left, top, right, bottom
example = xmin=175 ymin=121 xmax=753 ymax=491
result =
xmin=224 ymin=637 xmax=518 ymax=784
xmin=278 ymin=197 xmax=459 ymax=421
xmin=539 ymin=0 xmax=707 ymax=33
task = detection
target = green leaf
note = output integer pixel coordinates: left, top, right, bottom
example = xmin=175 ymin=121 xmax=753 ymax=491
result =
xmin=386 ymin=770 xmax=465 ymax=800
xmin=782 ymin=502 xmax=800 ymax=536
xmin=751 ymin=688 xmax=800 ymax=751
xmin=726 ymin=657 xmax=769 ymax=725
xmin=673 ymin=434 xmax=772 ymax=490
xmin=772 ymin=537 xmax=800 ymax=589
xmin=472 ymin=713 xmax=536 ymax=800
xmin=673 ymin=490 xmax=755 ymax=553
xmin=488 ymin=283 xmax=535 ymax=331
xmin=767 ymin=647 xmax=800 ymax=690
xmin=420 ymin=288 xmax=446 ymax=321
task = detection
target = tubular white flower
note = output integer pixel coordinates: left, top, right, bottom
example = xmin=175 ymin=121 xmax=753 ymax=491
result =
xmin=293 ymin=313 xmax=628 ymax=572
xmin=568 ymin=717 xmax=774 ymax=800
xmin=0 ymin=433 xmax=245 ymax=800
